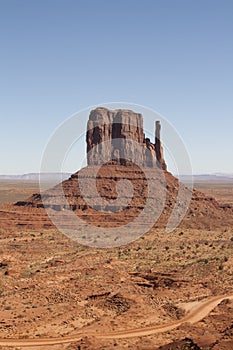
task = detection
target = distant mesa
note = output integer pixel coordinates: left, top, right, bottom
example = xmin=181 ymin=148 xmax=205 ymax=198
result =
xmin=0 ymin=173 xmax=71 ymax=182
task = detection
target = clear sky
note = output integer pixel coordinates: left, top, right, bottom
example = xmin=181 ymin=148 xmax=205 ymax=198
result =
xmin=0 ymin=0 xmax=232 ymax=175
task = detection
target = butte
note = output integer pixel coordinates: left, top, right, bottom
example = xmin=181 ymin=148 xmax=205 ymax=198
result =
xmin=12 ymin=107 xmax=232 ymax=238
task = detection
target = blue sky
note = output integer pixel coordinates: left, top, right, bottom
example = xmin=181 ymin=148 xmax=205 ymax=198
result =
xmin=0 ymin=0 xmax=232 ymax=174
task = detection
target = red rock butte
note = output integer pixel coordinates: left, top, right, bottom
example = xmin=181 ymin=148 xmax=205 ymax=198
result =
xmin=13 ymin=107 xmax=233 ymax=233
xmin=86 ymin=107 xmax=167 ymax=170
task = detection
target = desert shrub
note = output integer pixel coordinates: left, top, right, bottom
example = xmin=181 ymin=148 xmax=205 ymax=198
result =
xmin=4 ymin=305 xmax=11 ymax=310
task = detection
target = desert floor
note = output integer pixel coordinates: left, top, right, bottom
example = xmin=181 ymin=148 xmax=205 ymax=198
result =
xmin=0 ymin=180 xmax=232 ymax=349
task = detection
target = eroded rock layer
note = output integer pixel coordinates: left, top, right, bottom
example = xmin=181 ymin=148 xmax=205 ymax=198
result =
xmin=15 ymin=164 xmax=233 ymax=231
xmin=14 ymin=108 xmax=233 ymax=231
xmin=86 ymin=107 xmax=167 ymax=170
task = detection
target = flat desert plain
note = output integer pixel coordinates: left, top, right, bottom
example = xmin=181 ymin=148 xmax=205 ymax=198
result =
xmin=0 ymin=180 xmax=232 ymax=350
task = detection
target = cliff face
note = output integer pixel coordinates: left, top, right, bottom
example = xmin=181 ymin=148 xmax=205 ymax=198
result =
xmin=14 ymin=106 xmax=233 ymax=234
xmin=86 ymin=107 xmax=167 ymax=170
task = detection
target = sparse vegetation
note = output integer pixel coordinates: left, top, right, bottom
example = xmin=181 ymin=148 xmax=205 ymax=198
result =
xmin=0 ymin=177 xmax=232 ymax=347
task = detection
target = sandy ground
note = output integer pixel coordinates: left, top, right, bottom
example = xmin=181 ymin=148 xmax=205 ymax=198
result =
xmin=0 ymin=180 xmax=232 ymax=349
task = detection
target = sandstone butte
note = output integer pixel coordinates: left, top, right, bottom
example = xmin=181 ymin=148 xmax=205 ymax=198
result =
xmin=14 ymin=107 xmax=232 ymax=231
xmin=86 ymin=107 xmax=167 ymax=170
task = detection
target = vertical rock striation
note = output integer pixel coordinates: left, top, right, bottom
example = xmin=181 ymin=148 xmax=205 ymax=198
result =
xmin=86 ymin=107 xmax=167 ymax=169
xmin=155 ymin=121 xmax=167 ymax=170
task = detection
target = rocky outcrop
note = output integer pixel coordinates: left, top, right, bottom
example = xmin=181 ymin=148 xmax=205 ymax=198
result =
xmin=158 ymin=338 xmax=201 ymax=349
xmin=86 ymin=107 xmax=167 ymax=169
xmin=155 ymin=120 xmax=167 ymax=170
xmin=13 ymin=107 xmax=233 ymax=235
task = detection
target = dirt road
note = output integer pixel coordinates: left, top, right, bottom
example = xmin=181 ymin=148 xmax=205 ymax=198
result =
xmin=0 ymin=294 xmax=232 ymax=347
